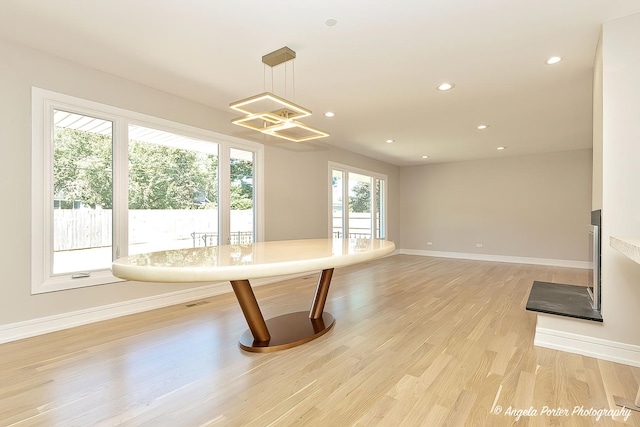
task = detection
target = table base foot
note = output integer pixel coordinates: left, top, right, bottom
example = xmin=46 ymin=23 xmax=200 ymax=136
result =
xmin=239 ymin=311 xmax=335 ymax=353
xmin=614 ymin=395 xmax=640 ymax=412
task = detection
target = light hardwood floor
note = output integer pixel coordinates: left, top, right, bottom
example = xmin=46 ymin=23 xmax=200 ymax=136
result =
xmin=1 ymin=255 xmax=639 ymax=426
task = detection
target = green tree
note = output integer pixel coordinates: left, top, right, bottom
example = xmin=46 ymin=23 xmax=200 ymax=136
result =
xmin=349 ymin=181 xmax=371 ymax=213
xmin=54 ymin=126 xmax=221 ymax=210
xmin=230 ymin=158 xmax=253 ymax=210
xmin=128 ymin=141 xmax=218 ymax=209
xmin=53 ymin=128 xmax=113 ymax=208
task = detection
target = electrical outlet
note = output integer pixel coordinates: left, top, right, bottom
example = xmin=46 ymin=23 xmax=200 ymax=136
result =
xmin=427 ymin=241 xmax=433 ymax=246
xmin=476 ymin=243 xmax=483 ymax=248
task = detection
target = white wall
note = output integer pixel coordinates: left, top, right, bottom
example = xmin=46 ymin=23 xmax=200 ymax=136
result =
xmin=536 ymin=13 xmax=640 ymax=366
xmin=0 ymin=39 xmax=399 ymax=333
xmin=399 ymin=150 xmax=592 ymax=263
xmin=592 ymin=34 xmax=604 ymax=211
xmin=264 ymin=144 xmax=399 ymax=241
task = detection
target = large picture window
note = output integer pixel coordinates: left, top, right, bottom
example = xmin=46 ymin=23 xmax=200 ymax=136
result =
xmin=330 ymin=163 xmax=386 ymax=239
xmin=32 ymin=88 xmax=263 ymax=294
xmin=52 ymin=110 xmax=114 ymax=275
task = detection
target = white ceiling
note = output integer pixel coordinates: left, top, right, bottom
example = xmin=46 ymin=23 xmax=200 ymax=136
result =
xmin=2 ymin=1 xmax=640 ymax=166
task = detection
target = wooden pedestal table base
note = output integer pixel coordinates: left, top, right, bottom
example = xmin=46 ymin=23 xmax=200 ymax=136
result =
xmin=112 ymin=239 xmax=396 ymax=353
xmin=230 ymin=268 xmax=335 ymax=352
xmin=614 ymin=385 xmax=640 ymax=412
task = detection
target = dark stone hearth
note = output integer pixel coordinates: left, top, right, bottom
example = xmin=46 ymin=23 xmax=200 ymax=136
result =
xmin=526 ymin=281 xmax=603 ymax=322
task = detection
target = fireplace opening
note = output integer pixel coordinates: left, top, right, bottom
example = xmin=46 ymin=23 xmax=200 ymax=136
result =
xmin=588 ymin=209 xmax=602 ymax=310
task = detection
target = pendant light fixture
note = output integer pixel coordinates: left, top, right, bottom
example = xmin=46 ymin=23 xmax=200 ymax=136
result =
xmin=229 ymin=47 xmax=329 ymax=142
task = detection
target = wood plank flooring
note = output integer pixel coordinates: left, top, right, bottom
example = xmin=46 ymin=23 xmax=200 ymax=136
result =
xmin=1 ymin=255 xmax=639 ymax=426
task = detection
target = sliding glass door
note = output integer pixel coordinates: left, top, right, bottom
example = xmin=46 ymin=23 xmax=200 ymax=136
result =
xmin=330 ymin=163 xmax=386 ymax=239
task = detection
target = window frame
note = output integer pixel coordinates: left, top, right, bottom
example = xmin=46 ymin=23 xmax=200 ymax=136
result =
xmin=31 ymin=87 xmax=264 ymax=294
xmin=328 ymin=162 xmax=387 ymax=239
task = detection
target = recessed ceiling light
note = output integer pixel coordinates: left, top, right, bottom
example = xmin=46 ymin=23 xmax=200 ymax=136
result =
xmin=325 ymin=18 xmax=338 ymax=26
xmin=497 ymin=146 xmax=506 ymax=150
xmin=324 ymin=111 xmax=335 ymax=117
xmin=546 ymin=56 xmax=562 ymax=65
xmin=386 ymin=139 xmax=395 ymax=144
xmin=422 ymin=155 xmax=430 ymax=159
xmin=477 ymin=124 xmax=489 ymax=130
xmin=437 ymin=82 xmax=455 ymax=91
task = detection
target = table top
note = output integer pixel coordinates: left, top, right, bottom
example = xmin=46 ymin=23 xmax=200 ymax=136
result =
xmin=112 ymin=238 xmax=396 ymax=283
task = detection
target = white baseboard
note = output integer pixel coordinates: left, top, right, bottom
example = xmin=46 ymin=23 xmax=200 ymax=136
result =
xmin=398 ymin=249 xmax=590 ymax=269
xmin=534 ymin=326 xmax=640 ymax=368
xmin=0 ymin=274 xmax=306 ymax=345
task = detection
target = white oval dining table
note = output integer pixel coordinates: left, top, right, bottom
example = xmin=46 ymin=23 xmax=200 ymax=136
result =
xmin=112 ymin=238 xmax=396 ymax=352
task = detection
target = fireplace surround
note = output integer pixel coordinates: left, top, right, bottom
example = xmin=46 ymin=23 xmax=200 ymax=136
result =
xmin=525 ymin=210 xmax=603 ymax=322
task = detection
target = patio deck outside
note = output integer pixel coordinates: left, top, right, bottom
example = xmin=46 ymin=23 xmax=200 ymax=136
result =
xmin=54 ymin=209 xmax=373 ymax=275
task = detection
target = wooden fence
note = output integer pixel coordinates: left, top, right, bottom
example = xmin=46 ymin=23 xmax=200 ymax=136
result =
xmin=53 ymin=209 xmax=252 ymax=251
